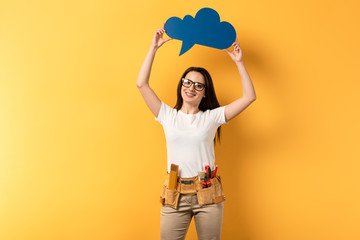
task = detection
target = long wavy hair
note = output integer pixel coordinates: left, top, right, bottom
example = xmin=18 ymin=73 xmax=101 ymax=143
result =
xmin=174 ymin=67 xmax=222 ymax=145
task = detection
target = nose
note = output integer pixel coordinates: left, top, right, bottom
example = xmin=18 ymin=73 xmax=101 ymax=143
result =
xmin=188 ymin=84 xmax=195 ymax=91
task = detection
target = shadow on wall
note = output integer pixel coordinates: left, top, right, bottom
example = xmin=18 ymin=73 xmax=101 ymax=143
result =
xmin=211 ymin=34 xmax=300 ymax=238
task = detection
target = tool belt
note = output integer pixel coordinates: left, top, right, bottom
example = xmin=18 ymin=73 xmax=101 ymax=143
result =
xmin=159 ymin=171 xmax=226 ymax=209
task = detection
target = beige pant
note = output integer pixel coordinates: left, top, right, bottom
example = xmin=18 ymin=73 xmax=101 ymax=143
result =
xmin=160 ymin=194 xmax=224 ymax=240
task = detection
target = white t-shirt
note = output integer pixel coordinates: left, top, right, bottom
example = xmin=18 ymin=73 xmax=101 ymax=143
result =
xmin=155 ymin=101 xmax=229 ymax=178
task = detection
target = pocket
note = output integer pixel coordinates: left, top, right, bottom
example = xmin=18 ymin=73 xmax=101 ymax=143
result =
xmin=197 ymin=175 xmax=226 ymax=206
xmin=164 ymin=188 xmax=180 ymax=209
xmin=214 ymin=183 xmax=222 ymax=197
xmin=213 ymin=183 xmax=226 ymax=203
xmin=160 ymin=185 xmax=166 ymax=204
xmin=180 ymin=181 xmax=196 ymax=194
xmin=197 ymin=186 xmax=215 ymax=206
xmin=215 ymin=175 xmax=226 ymax=203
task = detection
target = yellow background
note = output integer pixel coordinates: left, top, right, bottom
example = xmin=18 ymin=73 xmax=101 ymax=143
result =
xmin=1 ymin=0 xmax=359 ymax=239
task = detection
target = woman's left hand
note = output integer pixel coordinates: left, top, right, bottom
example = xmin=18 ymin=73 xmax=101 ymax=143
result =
xmin=223 ymin=39 xmax=243 ymax=63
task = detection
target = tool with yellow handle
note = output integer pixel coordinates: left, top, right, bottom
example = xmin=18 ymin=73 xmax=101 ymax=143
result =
xmin=168 ymin=164 xmax=179 ymax=190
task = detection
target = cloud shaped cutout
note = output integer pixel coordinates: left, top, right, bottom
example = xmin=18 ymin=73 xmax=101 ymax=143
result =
xmin=164 ymin=8 xmax=236 ymax=56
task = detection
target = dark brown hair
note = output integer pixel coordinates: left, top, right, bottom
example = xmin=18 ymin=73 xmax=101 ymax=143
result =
xmin=174 ymin=67 xmax=222 ymax=145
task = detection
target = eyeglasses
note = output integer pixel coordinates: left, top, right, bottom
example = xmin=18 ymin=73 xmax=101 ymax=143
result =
xmin=181 ymin=78 xmax=206 ymax=91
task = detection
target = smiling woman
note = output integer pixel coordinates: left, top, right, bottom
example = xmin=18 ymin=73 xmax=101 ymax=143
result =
xmin=174 ymin=67 xmax=223 ymax=145
xmin=136 ymin=26 xmax=256 ymax=240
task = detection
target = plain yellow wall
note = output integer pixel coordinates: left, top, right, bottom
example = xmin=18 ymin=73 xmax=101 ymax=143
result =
xmin=1 ymin=0 xmax=359 ymax=239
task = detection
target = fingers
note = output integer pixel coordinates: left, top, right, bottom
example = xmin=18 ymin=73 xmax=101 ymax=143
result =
xmin=229 ymin=41 xmax=240 ymax=54
xmin=160 ymin=28 xmax=165 ymax=35
xmin=232 ymin=38 xmax=240 ymax=46
xmin=156 ymin=28 xmax=164 ymax=33
xmin=231 ymin=42 xmax=240 ymax=52
xmin=233 ymin=40 xmax=241 ymax=52
xmin=155 ymin=28 xmax=166 ymax=38
xmin=159 ymin=24 xmax=166 ymax=32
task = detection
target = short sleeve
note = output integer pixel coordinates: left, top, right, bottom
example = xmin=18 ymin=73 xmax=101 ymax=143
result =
xmin=211 ymin=106 xmax=229 ymax=126
xmin=155 ymin=101 xmax=173 ymax=125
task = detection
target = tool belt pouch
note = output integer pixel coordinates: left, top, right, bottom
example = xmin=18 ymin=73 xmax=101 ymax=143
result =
xmin=197 ymin=175 xmax=226 ymax=206
xmin=160 ymin=178 xmax=180 ymax=209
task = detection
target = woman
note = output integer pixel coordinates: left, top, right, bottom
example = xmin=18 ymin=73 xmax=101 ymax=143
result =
xmin=136 ymin=26 xmax=256 ymax=240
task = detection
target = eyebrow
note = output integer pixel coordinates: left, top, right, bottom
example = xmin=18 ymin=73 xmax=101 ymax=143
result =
xmin=184 ymin=78 xmax=205 ymax=85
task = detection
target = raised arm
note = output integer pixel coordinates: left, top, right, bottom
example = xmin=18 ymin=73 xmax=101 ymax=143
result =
xmin=223 ymin=40 xmax=256 ymax=122
xmin=136 ymin=26 xmax=172 ymax=117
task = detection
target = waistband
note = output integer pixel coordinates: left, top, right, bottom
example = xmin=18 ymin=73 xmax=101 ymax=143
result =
xmin=164 ymin=170 xmax=219 ymax=195
xmin=160 ymin=171 xmax=226 ymax=208
xmin=166 ymin=170 xmax=217 ymax=182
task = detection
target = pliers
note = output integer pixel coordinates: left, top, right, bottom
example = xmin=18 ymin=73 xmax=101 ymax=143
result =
xmin=202 ymin=165 xmax=211 ymax=188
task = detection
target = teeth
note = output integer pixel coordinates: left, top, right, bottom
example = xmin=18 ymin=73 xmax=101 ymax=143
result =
xmin=186 ymin=92 xmax=195 ymax=96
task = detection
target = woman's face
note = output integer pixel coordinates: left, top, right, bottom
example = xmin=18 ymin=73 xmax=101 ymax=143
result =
xmin=181 ymin=71 xmax=206 ymax=106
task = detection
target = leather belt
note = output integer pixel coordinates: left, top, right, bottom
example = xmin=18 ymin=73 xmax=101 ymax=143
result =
xmin=180 ymin=180 xmax=194 ymax=184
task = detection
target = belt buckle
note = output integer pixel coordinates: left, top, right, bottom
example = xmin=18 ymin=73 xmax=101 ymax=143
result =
xmin=181 ymin=180 xmax=194 ymax=184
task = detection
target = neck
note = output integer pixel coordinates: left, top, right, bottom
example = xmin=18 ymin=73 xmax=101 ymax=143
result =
xmin=180 ymin=102 xmax=200 ymax=114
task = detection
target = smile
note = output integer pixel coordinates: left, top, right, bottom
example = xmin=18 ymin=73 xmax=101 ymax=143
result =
xmin=185 ymin=92 xmax=195 ymax=97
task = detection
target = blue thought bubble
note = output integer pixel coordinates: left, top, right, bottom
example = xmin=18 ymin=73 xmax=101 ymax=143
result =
xmin=164 ymin=8 xmax=237 ymax=56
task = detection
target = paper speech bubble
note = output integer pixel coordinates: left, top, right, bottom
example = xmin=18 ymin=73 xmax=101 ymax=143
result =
xmin=164 ymin=8 xmax=237 ymax=56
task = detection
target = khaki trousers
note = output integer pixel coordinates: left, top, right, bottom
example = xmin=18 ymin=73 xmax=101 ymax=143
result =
xmin=160 ymin=194 xmax=224 ymax=240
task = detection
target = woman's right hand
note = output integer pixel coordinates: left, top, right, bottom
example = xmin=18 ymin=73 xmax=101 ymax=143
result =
xmin=151 ymin=25 xmax=173 ymax=49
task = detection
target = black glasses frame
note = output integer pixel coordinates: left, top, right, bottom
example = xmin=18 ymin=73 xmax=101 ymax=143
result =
xmin=181 ymin=78 xmax=206 ymax=91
